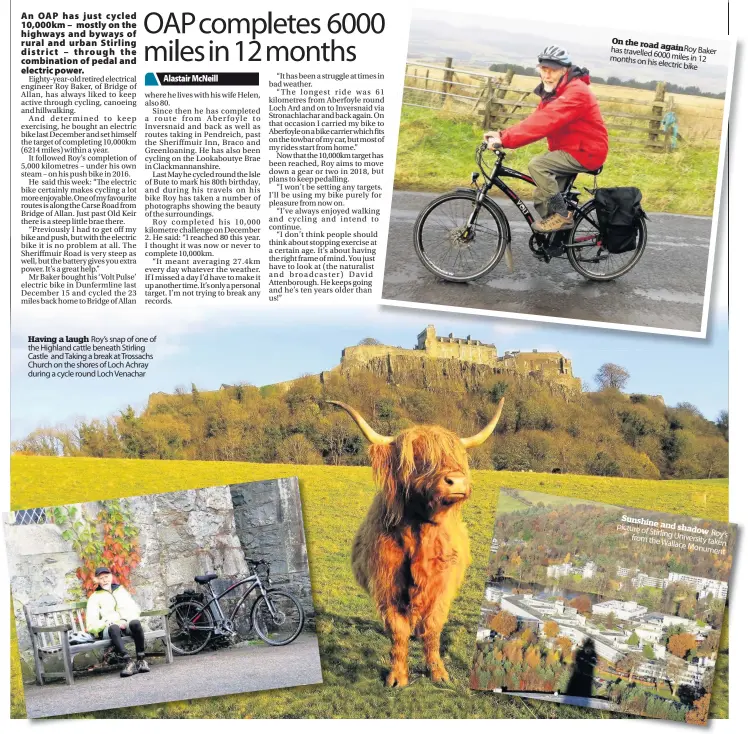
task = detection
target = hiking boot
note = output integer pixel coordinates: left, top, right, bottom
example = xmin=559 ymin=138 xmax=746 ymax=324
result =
xmin=531 ymin=212 xmax=574 ymax=233
xmin=120 ymin=659 xmax=138 ymax=677
xmin=136 ymin=658 xmax=150 ymax=674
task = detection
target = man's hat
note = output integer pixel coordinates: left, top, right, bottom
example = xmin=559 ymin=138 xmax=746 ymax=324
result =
xmin=95 ymin=566 xmax=112 ymax=576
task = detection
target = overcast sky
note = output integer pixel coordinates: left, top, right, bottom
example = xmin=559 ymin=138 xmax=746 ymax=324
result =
xmin=409 ymin=9 xmax=732 ymax=93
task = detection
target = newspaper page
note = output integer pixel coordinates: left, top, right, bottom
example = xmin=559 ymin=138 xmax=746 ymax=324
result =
xmin=5 ymin=0 xmax=743 ymax=726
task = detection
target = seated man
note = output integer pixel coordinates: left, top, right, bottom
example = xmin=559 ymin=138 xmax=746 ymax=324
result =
xmin=86 ymin=566 xmax=150 ymax=677
xmin=485 ymin=45 xmax=608 ymax=233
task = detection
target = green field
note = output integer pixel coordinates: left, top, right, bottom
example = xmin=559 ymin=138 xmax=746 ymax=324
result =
xmin=394 ymin=107 xmax=721 ymax=216
xmin=10 ymin=457 xmax=729 ymax=719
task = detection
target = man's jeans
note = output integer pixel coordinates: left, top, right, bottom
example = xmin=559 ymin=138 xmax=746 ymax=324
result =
xmin=527 ymin=151 xmax=589 ymax=218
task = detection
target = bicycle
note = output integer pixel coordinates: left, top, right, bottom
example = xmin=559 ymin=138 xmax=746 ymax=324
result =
xmin=413 ymin=142 xmax=647 ymax=282
xmin=167 ymin=558 xmax=305 ymax=654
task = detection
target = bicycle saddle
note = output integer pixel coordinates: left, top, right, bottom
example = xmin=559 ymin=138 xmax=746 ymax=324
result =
xmin=587 ymin=165 xmax=603 ymax=175
xmin=194 ymin=573 xmax=218 ymax=584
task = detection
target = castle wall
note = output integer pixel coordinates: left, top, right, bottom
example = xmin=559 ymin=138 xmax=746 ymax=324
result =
xmin=341 ymin=344 xmax=416 ymax=365
xmin=425 ymin=340 xmax=498 ymax=366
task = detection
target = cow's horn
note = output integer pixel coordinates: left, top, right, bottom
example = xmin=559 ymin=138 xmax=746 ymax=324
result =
xmin=461 ymin=397 xmax=505 ymax=448
xmin=326 ymin=400 xmax=394 ymax=445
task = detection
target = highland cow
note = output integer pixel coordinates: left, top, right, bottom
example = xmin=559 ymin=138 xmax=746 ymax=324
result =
xmin=328 ymin=398 xmax=505 ymax=687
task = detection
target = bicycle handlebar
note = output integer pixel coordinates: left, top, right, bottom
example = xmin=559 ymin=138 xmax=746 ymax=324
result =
xmin=475 ymin=143 xmax=506 ymax=179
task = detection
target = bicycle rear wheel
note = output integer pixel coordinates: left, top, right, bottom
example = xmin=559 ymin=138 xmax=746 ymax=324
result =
xmin=414 ymin=192 xmax=508 ymax=282
xmin=252 ymin=590 xmax=305 ymax=646
xmin=567 ymin=200 xmax=647 ymax=281
xmin=167 ymin=601 xmax=214 ymax=655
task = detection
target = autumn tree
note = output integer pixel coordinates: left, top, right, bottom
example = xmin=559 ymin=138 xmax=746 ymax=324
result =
xmin=525 ymin=645 xmax=542 ymax=669
xmin=698 ymin=629 xmax=720 ymax=656
xmin=569 ymin=595 xmax=592 ymax=614
xmin=489 ymin=610 xmax=518 ymax=638
xmin=504 ymin=639 xmax=524 ymax=664
xmin=616 ymin=652 xmax=639 ymax=681
xmin=665 ymin=656 xmax=687 ymax=693
xmin=686 ymin=695 xmax=711 ymax=726
xmin=667 ymin=632 xmax=698 ymax=659
xmin=556 ymin=636 xmax=573 ymax=659
xmin=520 ymin=627 xmax=537 ymax=646
xmin=544 ymin=620 xmax=560 ymax=638
xmin=595 ymin=363 xmax=630 ymax=391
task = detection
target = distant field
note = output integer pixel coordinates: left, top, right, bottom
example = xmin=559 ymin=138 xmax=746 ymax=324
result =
xmin=404 ymin=62 xmax=725 ymax=142
xmin=394 ymin=106 xmax=721 ymax=215
xmin=10 ymin=457 xmax=728 ymax=719
xmin=497 ymin=73 xmax=724 ymax=143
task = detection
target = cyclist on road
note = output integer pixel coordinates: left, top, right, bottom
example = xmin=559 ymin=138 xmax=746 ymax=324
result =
xmin=86 ymin=566 xmax=150 ymax=677
xmin=484 ymin=45 xmax=608 ymax=233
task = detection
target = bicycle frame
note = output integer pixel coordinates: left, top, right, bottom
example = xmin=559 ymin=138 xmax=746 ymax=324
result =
xmin=187 ymin=572 xmax=270 ymax=628
xmin=473 ymin=146 xmax=597 ymax=235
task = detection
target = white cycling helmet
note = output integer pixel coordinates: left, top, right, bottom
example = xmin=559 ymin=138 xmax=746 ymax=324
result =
xmin=538 ymin=45 xmax=572 ymax=68
xmin=68 ymin=631 xmax=95 ymax=645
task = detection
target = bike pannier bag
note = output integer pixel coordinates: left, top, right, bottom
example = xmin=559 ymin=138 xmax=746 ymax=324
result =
xmin=170 ymin=589 xmax=204 ymax=605
xmin=594 ymin=187 xmax=647 ymax=254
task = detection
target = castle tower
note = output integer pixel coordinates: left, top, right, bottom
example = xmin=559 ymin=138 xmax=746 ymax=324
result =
xmin=416 ymin=324 xmax=438 ymax=354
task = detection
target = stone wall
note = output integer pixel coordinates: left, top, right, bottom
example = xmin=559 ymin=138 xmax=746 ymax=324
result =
xmin=230 ymin=477 xmax=314 ymax=621
xmin=127 ymin=484 xmax=248 ymax=612
xmin=5 ymin=517 xmax=82 ymax=677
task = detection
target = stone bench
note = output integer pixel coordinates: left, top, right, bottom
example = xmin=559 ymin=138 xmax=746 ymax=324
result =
xmin=24 ymin=600 xmax=173 ymax=685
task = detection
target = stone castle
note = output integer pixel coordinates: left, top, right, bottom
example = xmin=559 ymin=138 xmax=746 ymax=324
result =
xmin=263 ymin=325 xmax=581 ymax=393
xmin=148 ymin=325 xmax=581 ymax=408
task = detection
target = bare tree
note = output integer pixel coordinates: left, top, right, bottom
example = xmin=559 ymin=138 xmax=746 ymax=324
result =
xmin=594 ymin=363 xmax=630 ymax=391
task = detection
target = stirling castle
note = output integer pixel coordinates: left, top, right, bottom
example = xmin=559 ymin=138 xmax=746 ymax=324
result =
xmin=256 ymin=325 xmax=581 ymax=394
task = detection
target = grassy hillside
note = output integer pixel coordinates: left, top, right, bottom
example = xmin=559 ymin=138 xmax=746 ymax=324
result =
xmin=15 ymin=372 xmax=728 ymax=483
xmin=10 ymin=457 xmax=728 ymax=719
xmin=394 ymin=106 xmax=721 ymax=215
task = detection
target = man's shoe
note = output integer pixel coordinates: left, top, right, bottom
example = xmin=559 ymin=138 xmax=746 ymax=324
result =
xmin=136 ymin=658 xmax=150 ymax=674
xmin=120 ymin=659 xmax=138 ymax=677
xmin=531 ymin=212 xmax=574 ymax=233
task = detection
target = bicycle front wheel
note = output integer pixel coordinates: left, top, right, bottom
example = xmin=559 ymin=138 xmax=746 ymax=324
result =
xmin=414 ymin=192 xmax=508 ymax=282
xmin=252 ymin=590 xmax=305 ymax=646
xmin=167 ymin=601 xmax=214 ymax=655
xmin=567 ymin=200 xmax=647 ymax=281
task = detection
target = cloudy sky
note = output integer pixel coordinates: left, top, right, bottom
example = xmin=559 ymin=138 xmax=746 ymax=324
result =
xmin=408 ymin=9 xmax=732 ymax=93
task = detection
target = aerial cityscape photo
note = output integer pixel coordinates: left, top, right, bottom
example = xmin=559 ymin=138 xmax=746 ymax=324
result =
xmin=471 ymin=489 xmax=736 ymax=724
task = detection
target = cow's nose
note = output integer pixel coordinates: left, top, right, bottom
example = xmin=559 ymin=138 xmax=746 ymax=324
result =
xmin=445 ymin=474 xmax=468 ymax=494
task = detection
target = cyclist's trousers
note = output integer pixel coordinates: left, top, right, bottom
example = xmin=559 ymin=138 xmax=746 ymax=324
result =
xmin=528 ymin=150 xmax=589 ymax=218
xmin=100 ymin=620 xmax=145 ymax=658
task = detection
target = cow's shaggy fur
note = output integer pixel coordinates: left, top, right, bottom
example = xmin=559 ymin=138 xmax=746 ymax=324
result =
xmin=330 ymin=400 xmax=503 ymax=687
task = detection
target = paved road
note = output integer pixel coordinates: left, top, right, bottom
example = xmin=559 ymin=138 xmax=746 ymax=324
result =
xmin=22 ymin=634 xmax=322 ymax=718
xmin=382 ymin=191 xmax=714 ymax=333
